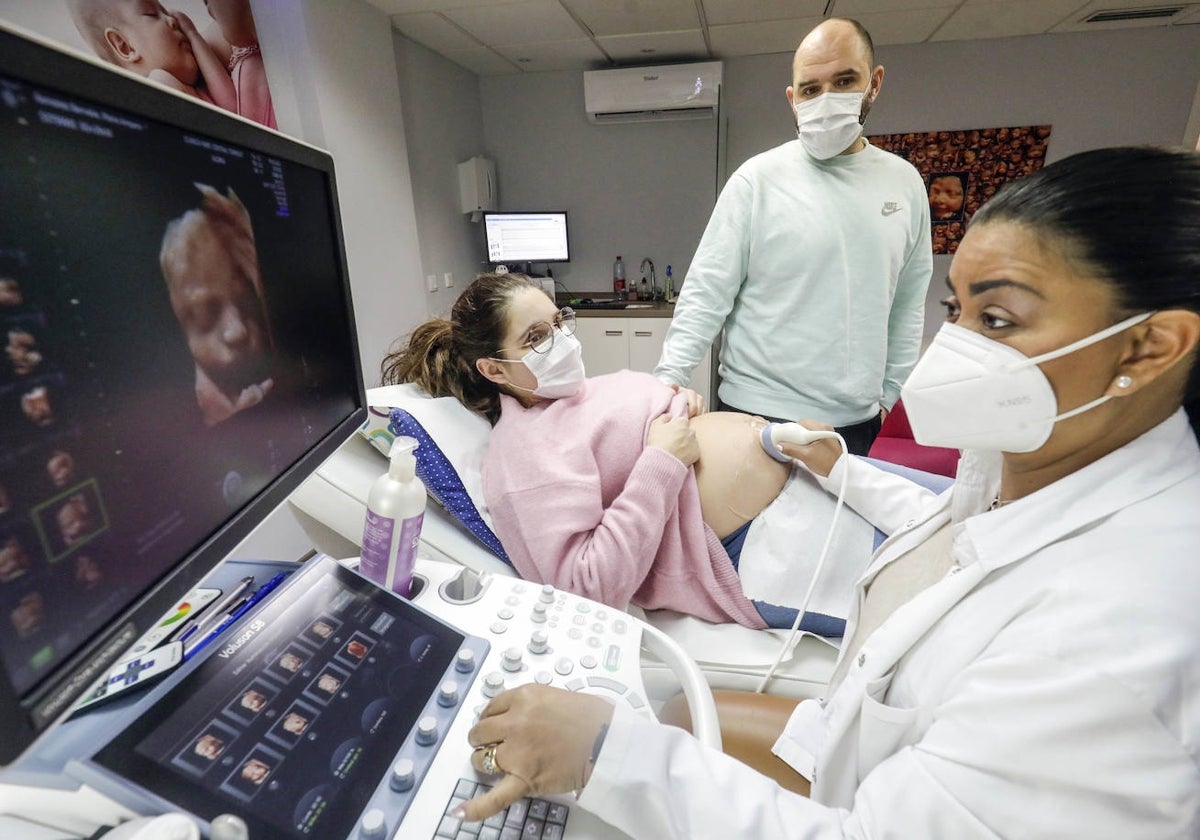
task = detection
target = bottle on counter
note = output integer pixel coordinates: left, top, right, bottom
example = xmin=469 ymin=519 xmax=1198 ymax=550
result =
xmin=613 ymin=255 xmax=626 ymax=299
xmin=360 ymin=436 xmax=425 ymax=598
xmin=665 ymin=264 xmax=674 ymax=302
xmin=638 ymin=276 xmax=650 ymax=301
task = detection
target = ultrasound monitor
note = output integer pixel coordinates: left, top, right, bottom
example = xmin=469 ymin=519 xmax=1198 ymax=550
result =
xmin=0 ymin=23 xmax=366 ymax=764
xmin=482 ymin=211 xmax=570 ymax=272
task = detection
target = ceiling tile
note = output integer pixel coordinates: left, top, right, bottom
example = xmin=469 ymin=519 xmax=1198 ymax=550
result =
xmin=444 ymin=0 xmax=587 ymax=46
xmin=930 ymin=0 xmax=1089 ymax=40
xmin=390 ymin=11 xmax=484 ymax=53
xmin=440 ymin=47 xmax=525 ymax=75
xmin=848 ymin=6 xmax=960 ymax=44
xmin=708 ymin=18 xmax=826 ymax=56
xmin=493 ymin=38 xmax=608 ymax=72
xmin=833 ymin=0 xmax=961 ymax=11
xmin=703 ymin=0 xmax=827 ymax=27
xmin=364 ymin=0 xmax=1200 ymax=75
xmin=561 ymin=0 xmax=700 ymax=37
xmin=595 ymin=29 xmax=710 ymax=64
xmin=371 ymin=0 xmax=481 ymax=13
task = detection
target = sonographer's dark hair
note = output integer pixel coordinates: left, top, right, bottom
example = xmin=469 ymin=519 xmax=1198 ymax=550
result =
xmin=380 ymin=272 xmax=544 ymax=423
xmin=971 ymin=146 xmax=1200 ymax=438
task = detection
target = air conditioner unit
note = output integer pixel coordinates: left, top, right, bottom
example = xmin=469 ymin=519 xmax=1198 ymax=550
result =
xmin=584 ymin=61 xmax=722 ymax=124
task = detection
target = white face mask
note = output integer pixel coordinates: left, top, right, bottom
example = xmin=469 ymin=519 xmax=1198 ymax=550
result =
xmin=900 ymin=312 xmax=1152 ymax=453
xmin=793 ymin=84 xmax=872 ymax=160
xmin=493 ymin=329 xmax=586 ymax=399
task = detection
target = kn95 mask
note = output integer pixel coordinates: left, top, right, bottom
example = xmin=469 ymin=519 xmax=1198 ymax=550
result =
xmin=900 ymin=312 xmax=1152 ymax=453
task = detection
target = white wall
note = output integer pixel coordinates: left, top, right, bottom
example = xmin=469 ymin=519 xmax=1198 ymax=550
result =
xmin=479 ymin=71 xmax=721 ymax=293
xmin=393 ymin=32 xmax=490 ymax=319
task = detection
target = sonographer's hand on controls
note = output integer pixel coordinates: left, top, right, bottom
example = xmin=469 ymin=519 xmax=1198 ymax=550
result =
xmin=647 ymin=413 xmax=700 ymax=466
xmin=457 ymin=685 xmax=615 ymax=822
xmin=778 ymin=418 xmax=843 ymax=477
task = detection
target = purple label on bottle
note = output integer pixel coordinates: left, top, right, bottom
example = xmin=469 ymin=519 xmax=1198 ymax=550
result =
xmin=360 ymin=510 xmax=395 ymax=584
xmin=390 ymin=512 xmax=424 ymax=596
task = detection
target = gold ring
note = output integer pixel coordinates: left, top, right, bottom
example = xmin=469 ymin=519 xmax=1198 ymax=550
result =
xmin=481 ymin=743 xmax=502 ymax=776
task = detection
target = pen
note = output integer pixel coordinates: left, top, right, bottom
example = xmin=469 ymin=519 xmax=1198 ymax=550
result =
xmin=183 ymin=572 xmax=290 ymax=661
xmin=171 ymin=575 xmax=255 ymax=644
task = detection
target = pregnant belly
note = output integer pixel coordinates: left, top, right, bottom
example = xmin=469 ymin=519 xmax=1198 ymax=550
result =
xmin=691 ymin=411 xmax=791 ymax=539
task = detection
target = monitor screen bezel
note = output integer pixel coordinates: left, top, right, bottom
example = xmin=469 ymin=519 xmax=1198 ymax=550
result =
xmin=482 ymin=210 xmax=571 ymax=266
xmin=0 ymin=22 xmax=368 ymax=764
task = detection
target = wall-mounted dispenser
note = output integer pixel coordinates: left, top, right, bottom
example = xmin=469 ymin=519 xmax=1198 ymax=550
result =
xmin=458 ymin=156 xmax=496 ymax=221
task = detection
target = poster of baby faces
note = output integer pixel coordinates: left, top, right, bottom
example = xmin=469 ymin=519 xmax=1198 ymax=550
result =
xmin=868 ymin=124 xmax=1052 ymax=255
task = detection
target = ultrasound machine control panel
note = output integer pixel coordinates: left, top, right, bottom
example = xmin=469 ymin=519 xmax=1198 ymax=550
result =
xmin=2 ymin=556 xmax=653 ymax=840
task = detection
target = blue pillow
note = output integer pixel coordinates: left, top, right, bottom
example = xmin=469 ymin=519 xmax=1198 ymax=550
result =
xmin=388 ymin=407 xmax=510 ymax=564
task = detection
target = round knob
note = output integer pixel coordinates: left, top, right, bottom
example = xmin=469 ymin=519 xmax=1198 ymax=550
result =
xmin=389 ymin=758 xmax=415 ymax=792
xmin=482 ymin=671 xmax=505 ymax=698
xmin=415 ymin=714 xmax=439 ymax=746
xmin=210 ymin=815 xmax=249 ymax=840
xmin=538 ymin=584 xmax=556 ymax=604
xmin=438 ymin=680 xmax=459 ymax=707
xmin=531 ymin=603 xmax=548 ymax=624
xmin=455 ymin=648 xmax=476 ymax=673
xmin=528 ymin=629 xmax=549 ymax=655
xmin=360 ymin=808 xmax=387 ymax=839
xmin=501 ymin=647 xmax=523 ymax=672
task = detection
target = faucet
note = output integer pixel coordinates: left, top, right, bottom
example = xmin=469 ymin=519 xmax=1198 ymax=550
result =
xmin=639 ymin=258 xmax=658 ymax=300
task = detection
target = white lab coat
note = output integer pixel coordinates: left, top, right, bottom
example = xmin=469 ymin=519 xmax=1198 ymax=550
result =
xmin=580 ymin=410 xmax=1200 ymax=838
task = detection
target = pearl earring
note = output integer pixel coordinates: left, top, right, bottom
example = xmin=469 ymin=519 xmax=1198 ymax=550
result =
xmin=1115 ymin=375 xmax=1133 ymax=389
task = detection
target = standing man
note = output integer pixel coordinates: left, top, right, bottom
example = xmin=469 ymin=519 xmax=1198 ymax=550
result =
xmin=654 ymin=18 xmax=932 ymax=455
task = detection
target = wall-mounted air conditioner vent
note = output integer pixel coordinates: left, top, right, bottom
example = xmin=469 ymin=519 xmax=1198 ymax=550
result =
xmin=584 ymin=62 xmax=723 ymax=125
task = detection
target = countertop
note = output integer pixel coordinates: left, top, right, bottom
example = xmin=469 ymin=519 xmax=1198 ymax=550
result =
xmin=556 ymin=292 xmax=676 ymax=318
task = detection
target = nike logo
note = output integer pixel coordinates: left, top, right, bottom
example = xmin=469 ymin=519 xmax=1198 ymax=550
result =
xmin=881 ymin=202 xmax=901 ymax=217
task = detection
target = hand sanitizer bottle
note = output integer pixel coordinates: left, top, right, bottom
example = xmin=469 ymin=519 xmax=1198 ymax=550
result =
xmin=359 ymin=436 xmax=425 ymax=597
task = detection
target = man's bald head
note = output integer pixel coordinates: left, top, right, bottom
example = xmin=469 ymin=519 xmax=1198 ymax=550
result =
xmin=793 ymin=18 xmax=876 ymax=81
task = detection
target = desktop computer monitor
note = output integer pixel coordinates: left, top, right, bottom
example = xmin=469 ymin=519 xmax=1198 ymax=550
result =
xmin=482 ymin=211 xmax=570 ymax=273
xmin=0 ymin=23 xmax=367 ymax=764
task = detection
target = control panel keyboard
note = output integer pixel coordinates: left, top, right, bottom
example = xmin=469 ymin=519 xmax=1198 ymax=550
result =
xmin=428 ymin=570 xmax=651 ymax=717
xmin=351 ymin=559 xmax=651 ymax=839
xmin=434 ymin=778 xmax=569 ymax=840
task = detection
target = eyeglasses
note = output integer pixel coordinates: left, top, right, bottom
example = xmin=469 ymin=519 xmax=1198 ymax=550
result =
xmin=495 ymin=307 xmax=576 ymax=356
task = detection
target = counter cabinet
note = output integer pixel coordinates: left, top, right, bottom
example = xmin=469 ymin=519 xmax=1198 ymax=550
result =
xmin=573 ymin=315 xmax=712 ymax=405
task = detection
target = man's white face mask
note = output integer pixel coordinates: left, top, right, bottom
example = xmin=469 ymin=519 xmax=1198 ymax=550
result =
xmin=900 ymin=312 xmax=1152 ymax=453
xmin=793 ymin=82 xmax=873 ymax=160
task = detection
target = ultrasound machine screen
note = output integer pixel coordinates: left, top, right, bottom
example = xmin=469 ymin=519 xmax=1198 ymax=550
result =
xmin=0 ymin=25 xmax=366 ymax=763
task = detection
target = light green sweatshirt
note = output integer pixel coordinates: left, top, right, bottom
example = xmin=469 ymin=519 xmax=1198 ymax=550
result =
xmin=656 ymin=140 xmax=933 ymax=426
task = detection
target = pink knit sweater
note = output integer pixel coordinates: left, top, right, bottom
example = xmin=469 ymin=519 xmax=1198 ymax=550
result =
xmin=482 ymin=370 xmax=766 ymax=628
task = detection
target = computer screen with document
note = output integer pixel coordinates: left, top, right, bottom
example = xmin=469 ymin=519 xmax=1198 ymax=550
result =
xmin=483 ymin=211 xmax=570 ymax=267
